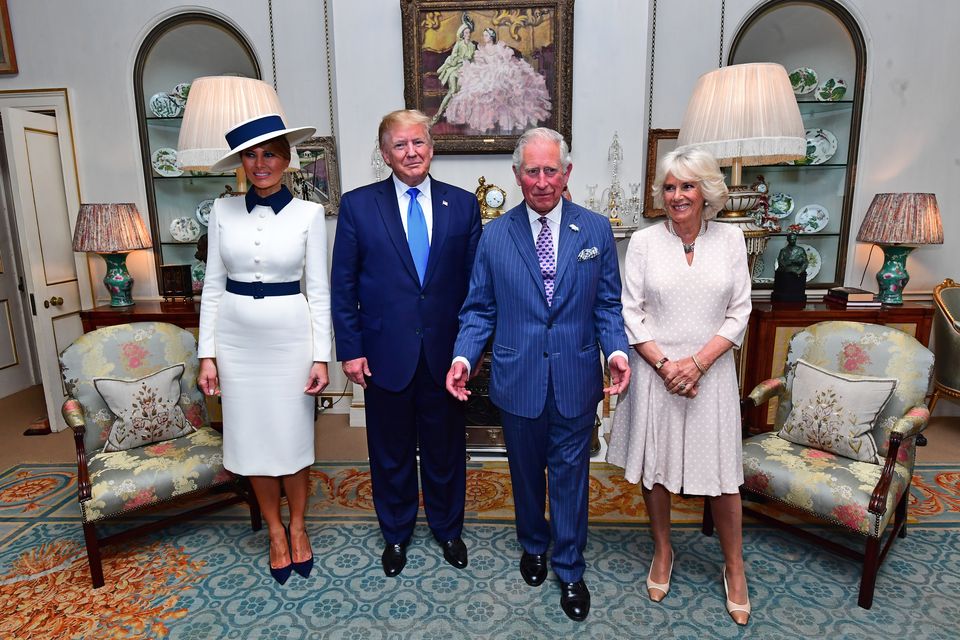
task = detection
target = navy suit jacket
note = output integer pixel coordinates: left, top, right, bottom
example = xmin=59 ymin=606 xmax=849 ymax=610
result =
xmin=332 ymin=176 xmax=482 ymax=392
xmin=454 ymin=200 xmax=629 ymax=419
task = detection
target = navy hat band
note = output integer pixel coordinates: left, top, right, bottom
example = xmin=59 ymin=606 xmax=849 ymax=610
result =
xmin=225 ymin=114 xmax=287 ymax=150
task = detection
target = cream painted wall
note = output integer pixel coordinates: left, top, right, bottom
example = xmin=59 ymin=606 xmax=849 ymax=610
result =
xmin=0 ymin=1 xmax=956 ymax=413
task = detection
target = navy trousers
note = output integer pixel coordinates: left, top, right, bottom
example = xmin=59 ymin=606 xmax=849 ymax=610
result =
xmin=364 ymin=349 xmax=466 ymax=545
xmin=500 ymin=377 xmax=595 ymax=583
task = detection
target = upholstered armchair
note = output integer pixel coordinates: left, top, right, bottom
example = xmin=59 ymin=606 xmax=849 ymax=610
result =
xmin=929 ymin=278 xmax=960 ymax=414
xmin=702 ymin=321 xmax=933 ymax=609
xmin=59 ymin=321 xmax=261 ymax=587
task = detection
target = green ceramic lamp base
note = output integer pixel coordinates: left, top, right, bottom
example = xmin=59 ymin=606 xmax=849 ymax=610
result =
xmin=100 ymin=252 xmax=135 ymax=307
xmin=874 ymin=244 xmax=914 ymax=305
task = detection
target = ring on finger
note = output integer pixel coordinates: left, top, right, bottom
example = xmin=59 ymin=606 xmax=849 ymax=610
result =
xmin=678 ymin=381 xmax=687 ymax=391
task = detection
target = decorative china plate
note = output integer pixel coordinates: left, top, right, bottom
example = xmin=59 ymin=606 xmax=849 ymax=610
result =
xmin=195 ymin=199 xmax=215 ymax=226
xmin=792 ymin=128 xmax=838 ymax=166
xmin=170 ymin=216 xmax=201 ymax=243
xmin=171 ymin=82 xmax=192 ymax=106
xmin=769 ymin=192 xmax=795 ymax=218
xmin=149 ymin=92 xmax=181 ymax=118
xmin=795 ymin=204 xmax=830 ymax=233
xmin=815 ymin=78 xmax=847 ymax=102
xmin=151 ymin=147 xmax=182 ymax=177
xmin=789 ymin=67 xmax=818 ymax=95
xmin=776 ymin=243 xmax=822 ymax=282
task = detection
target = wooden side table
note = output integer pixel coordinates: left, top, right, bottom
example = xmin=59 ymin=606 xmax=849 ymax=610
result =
xmin=742 ymin=300 xmax=934 ymax=431
xmin=80 ymin=300 xmax=200 ymax=332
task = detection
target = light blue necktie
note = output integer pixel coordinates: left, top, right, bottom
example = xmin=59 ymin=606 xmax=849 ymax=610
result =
xmin=406 ymin=187 xmax=429 ymax=284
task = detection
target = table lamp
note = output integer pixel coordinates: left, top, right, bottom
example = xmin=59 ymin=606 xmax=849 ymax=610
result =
xmin=177 ymin=75 xmax=300 ymax=190
xmin=856 ymin=193 xmax=943 ymax=305
xmin=72 ymin=203 xmax=153 ymax=307
xmin=676 ymin=63 xmax=806 ymax=268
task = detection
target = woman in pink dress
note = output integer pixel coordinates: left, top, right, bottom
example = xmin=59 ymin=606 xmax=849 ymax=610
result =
xmin=445 ymin=28 xmax=551 ymax=134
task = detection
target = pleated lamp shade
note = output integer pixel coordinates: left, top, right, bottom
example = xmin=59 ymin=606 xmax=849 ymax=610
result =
xmin=177 ymin=76 xmax=300 ymax=170
xmin=677 ymin=63 xmax=806 ymax=167
xmin=857 ymin=193 xmax=944 ymax=245
xmin=72 ymin=203 xmax=153 ymax=253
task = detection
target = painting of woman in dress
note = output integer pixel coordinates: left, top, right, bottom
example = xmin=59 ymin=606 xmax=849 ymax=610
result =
xmin=445 ymin=27 xmax=551 ymax=134
xmin=402 ymin=1 xmax=573 ymax=152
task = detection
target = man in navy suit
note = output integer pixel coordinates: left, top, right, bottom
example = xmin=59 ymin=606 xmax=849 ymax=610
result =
xmin=447 ymin=128 xmax=630 ymax=621
xmin=332 ymin=109 xmax=481 ymax=577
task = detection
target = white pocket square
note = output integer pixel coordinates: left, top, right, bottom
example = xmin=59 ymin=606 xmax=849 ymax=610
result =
xmin=577 ymin=247 xmax=599 ymax=262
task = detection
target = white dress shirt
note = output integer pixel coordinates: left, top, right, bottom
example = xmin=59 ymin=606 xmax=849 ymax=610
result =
xmin=392 ymin=173 xmax=433 ymax=243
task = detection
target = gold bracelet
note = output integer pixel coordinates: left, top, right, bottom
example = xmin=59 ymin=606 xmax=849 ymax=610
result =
xmin=692 ymin=354 xmax=707 ymax=375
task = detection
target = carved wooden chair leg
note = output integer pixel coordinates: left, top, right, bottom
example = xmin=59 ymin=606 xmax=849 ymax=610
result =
xmin=701 ymin=496 xmax=715 ymax=536
xmin=82 ymin=520 xmax=105 ymax=588
xmin=896 ymin=489 xmax=909 ymax=539
xmin=242 ymin=477 xmax=263 ymax=531
xmin=858 ymin=536 xmax=882 ymax=609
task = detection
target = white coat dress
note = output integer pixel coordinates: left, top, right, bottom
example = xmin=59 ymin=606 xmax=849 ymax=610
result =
xmin=198 ymin=194 xmax=332 ymax=476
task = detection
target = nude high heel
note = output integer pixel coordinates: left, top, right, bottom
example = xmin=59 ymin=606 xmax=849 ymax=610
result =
xmin=646 ymin=550 xmax=674 ymax=602
xmin=723 ymin=567 xmax=751 ymax=626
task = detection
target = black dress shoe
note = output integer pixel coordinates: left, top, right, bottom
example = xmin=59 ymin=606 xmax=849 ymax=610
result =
xmin=381 ymin=541 xmax=408 ymax=577
xmin=560 ymin=579 xmax=590 ymax=622
xmin=441 ymin=537 xmax=468 ymax=569
xmin=519 ymin=551 xmax=547 ymax=587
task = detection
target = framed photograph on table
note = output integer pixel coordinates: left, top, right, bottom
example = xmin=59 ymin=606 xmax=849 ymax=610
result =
xmin=642 ymin=129 xmax=680 ymax=218
xmin=400 ymin=0 xmax=574 ymax=154
xmin=0 ymin=0 xmax=17 ymax=74
xmin=282 ymin=136 xmax=342 ymax=216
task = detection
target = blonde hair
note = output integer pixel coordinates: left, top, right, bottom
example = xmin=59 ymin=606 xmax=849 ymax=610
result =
xmin=378 ymin=109 xmax=433 ymax=149
xmin=652 ymin=147 xmax=729 ymax=219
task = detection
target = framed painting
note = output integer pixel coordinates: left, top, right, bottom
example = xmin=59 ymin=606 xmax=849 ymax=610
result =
xmin=0 ymin=0 xmax=16 ymax=74
xmin=283 ymin=136 xmax=342 ymax=216
xmin=642 ymin=129 xmax=680 ymax=218
xmin=400 ymin=0 xmax=574 ymax=154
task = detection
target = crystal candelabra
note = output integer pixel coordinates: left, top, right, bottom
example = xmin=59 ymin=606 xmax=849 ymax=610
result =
xmin=583 ymin=184 xmax=599 ymax=212
xmin=600 ymin=132 xmax=626 ymax=225
xmin=371 ymin=138 xmax=386 ymax=180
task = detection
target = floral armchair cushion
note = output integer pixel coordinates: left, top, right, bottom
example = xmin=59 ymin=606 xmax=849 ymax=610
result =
xmin=777 ymin=359 xmax=897 ymax=463
xmin=59 ymin=322 xmax=209 ymax=454
xmin=743 ymin=432 xmax=911 ymax=537
xmin=81 ymin=426 xmax=232 ymax=522
xmin=771 ymin=321 xmax=934 ymax=466
xmin=95 ymin=363 xmax=196 ymax=453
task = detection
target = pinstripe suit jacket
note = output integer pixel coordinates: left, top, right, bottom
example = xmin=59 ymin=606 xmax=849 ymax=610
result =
xmin=454 ymin=200 xmax=628 ymax=419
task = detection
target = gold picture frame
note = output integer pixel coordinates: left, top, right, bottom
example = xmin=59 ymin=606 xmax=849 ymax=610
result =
xmin=642 ymin=129 xmax=679 ymax=218
xmin=282 ymin=136 xmax=342 ymax=216
xmin=0 ymin=0 xmax=17 ymax=74
xmin=400 ymin=0 xmax=574 ymax=154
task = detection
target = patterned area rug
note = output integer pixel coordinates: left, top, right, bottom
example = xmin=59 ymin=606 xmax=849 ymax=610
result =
xmin=1 ymin=462 xmax=958 ymax=639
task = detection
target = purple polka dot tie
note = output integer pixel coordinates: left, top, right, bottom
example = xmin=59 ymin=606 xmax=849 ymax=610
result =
xmin=536 ymin=216 xmax=555 ymax=305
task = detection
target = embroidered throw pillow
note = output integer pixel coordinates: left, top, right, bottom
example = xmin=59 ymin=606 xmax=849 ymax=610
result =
xmin=95 ymin=363 xmax=195 ymax=453
xmin=777 ymin=359 xmax=897 ymax=463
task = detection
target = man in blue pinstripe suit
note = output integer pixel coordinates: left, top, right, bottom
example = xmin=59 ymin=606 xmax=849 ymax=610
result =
xmin=447 ymin=128 xmax=631 ymax=621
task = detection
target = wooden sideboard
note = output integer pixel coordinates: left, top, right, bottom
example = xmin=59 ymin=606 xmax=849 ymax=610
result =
xmin=741 ymin=300 xmax=934 ymax=431
xmin=80 ymin=300 xmax=201 ymax=332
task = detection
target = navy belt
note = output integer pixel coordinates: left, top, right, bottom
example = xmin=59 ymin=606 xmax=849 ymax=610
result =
xmin=226 ymin=278 xmax=300 ymax=299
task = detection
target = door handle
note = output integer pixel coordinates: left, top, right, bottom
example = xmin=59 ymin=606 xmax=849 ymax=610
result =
xmin=43 ymin=296 xmax=64 ymax=308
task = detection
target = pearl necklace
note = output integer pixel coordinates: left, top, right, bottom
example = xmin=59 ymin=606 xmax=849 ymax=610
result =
xmin=667 ymin=218 xmax=706 ymax=254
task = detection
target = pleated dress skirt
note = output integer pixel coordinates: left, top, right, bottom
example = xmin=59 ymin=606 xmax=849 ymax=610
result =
xmin=215 ymin=291 xmax=315 ymax=476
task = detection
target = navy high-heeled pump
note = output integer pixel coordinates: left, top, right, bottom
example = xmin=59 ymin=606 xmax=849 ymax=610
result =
xmin=290 ymin=526 xmax=314 ymax=578
xmin=269 ymin=527 xmax=293 ymax=585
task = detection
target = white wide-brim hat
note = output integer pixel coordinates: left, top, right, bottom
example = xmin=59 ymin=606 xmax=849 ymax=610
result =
xmin=210 ymin=113 xmax=315 ymax=173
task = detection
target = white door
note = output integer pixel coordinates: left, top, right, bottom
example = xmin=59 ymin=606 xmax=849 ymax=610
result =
xmin=1 ymin=107 xmax=85 ymax=430
xmin=0 ymin=174 xmax=35 ymax=397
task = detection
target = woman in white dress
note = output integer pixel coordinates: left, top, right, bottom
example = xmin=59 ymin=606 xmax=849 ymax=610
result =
xmin=198 ymin=114 xmax=332 ymax=585
xmin=606 ymin=147 xmax=752 ymax=625
xmin=445 ymin=27 xmax=551 ymax=134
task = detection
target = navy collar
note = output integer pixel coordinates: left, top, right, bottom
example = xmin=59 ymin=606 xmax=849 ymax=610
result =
xmin=245 ymin=184 xmax=293 ymax=214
